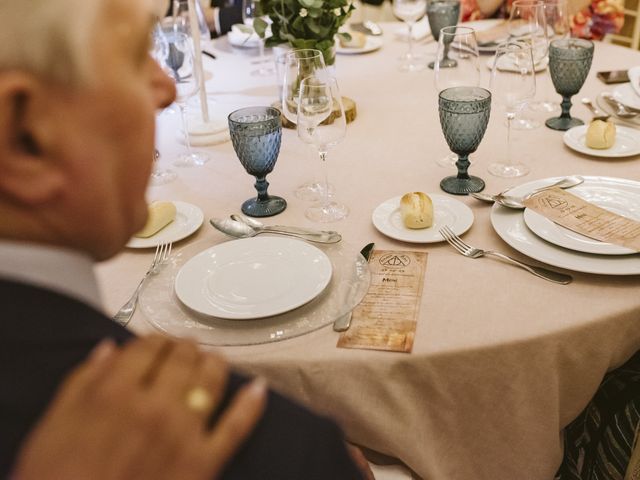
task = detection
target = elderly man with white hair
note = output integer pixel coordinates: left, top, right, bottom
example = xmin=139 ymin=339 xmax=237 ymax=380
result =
xmin=0 ymin=0 xmax=368 ymax=478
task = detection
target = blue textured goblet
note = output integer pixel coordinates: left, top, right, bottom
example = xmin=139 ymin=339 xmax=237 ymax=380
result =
xmin=228 ymin=107 xmax=287 ymax=217
xmin=427 ymin=0 xmax=461 ymax=69
xmin=545 ymin=38 xmax=594 ymax=131
xmin=439 ymin=87 xmax=491 ymax=195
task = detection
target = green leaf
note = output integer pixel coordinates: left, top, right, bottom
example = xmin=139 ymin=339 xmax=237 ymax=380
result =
xmin=253 ymin=18 xmax=269 ymax=38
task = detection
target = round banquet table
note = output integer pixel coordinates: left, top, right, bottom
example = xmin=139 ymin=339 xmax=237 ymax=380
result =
xmin=97 ymin=22 xmax=640 ymax=479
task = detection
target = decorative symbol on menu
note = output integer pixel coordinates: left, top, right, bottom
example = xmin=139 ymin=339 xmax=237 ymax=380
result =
xmin=544 ymin=197 xmax=568 ymax=210
xmin=379 ymin=253 xmax=411 ymax=267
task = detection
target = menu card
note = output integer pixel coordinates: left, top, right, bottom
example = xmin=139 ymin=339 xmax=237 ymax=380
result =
xmin=337 ymin=250 xmax=427 ymax=353
xmin=523 ymin=188 xmax=640 ymax=252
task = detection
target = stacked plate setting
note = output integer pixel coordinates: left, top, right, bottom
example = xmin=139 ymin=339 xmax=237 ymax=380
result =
xmin=491 ymin=176 xmax=640 ymax=275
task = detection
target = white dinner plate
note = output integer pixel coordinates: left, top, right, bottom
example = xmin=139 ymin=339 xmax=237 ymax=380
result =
xmin=485 ymin=54 xmax=548 ymax=73
xmin=336 ymin=35 xmax=383 ymax=55
xmin=174 ymin=236 xmax=333 ymax=319
xmin=523 ymin=186 xmax=640 ymax=255
xmin=596 ymin=93 xmax=640 ymax=127
xmin=462 ymin=19 xmax=508 ymax=53
xmin=372 ymin=194 xmax=474 ymax=243
xmin=563 ymin=124 xmax=640 ymax=158
xmin=628 ymin=66 xmax=640 ymax=97
xmin=126 ymin=201 xmax=204 ymax=249
xmin=612 ymin=83 xmax=640 ymax=110
xmin=491 ymin=176 xmax=640 ymax=275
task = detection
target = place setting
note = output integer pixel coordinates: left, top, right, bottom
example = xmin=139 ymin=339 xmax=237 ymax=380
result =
xmin=488 ymin=176 xmax=640 ymax=275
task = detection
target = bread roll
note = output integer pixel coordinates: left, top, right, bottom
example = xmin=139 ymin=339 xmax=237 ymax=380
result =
xmin=134 ymin=201 xmax=177 ymax=238
xmin=400 ymin=192 xmax=433 ymax=229
xmin=339 ymin=31 xmax=366 ymax=49
xmin=585 ymin=119 xmax=616 ymax=149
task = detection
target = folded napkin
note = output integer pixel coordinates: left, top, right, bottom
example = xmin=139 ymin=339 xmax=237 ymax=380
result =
xmin=228 ymin=24 xmax=261 ymax=48
xmin=628 ymin=66 xmax=640 ymax=97
xmin=473 ymin=20 xmax=509 ymax=45
xmin=395 ymin=17 xmax=431 ymax=41
xmin=180 ymin=118 xmax=230 ymax=146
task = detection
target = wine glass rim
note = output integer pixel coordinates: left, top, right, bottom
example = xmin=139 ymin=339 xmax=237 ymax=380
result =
xmin=228 ymin=106 xmax=281 ymax=125
xmin=440 ymin=25 xmax=475 ymax=36
xmin=512 ymin=0 xmax=544 ymax=5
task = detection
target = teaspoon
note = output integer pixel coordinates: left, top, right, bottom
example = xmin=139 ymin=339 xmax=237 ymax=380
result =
xmin=470 ymin=175 xmax=584 ymax=209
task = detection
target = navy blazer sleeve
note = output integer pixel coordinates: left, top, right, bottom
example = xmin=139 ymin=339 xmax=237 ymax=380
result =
xmin=0 ymin=280 xmax=364 ymax=480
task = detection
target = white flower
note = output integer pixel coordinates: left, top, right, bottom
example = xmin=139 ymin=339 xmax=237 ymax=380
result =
xmin=299 ymin=8 xmax=308 ymax=17
xmin=333 ymin=7 xmax=342 ymax=15
xmin=343 ymin=4 xmax=350 ymax=13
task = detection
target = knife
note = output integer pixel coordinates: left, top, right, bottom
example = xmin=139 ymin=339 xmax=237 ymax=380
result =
xmin=333 ymin=242 xmax=375 ymax=332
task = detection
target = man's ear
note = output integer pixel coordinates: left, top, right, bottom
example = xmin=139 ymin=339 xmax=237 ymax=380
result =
xmin=0 ymin=72 xmax=67 ymax=206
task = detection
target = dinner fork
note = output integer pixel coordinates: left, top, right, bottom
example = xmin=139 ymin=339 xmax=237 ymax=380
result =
xmin=113 ymin=242 xmax=172 ymax=326
xmin=438 ymin=226 xmax=572 ymax=284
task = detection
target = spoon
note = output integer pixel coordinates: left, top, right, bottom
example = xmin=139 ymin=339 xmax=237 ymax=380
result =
xmin=469 ymin=175 xmax=584 ymax=209
xmin=230 ymin=213 xmax=339 ymax=238
xmin=581 ymin=97 xmax=609 ymax=121
xmin=350 ymin=20 xmax=383 ymax=36
xmin=210 ymin=217 xmax=342 ymax=244
xmin=601 ymin=92 xmax=640 ymax=119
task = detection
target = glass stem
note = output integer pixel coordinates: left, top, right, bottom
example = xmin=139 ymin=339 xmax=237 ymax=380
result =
xmin=407 ymin=23 xmax=414 ymax=59
xmin=180 ymin=104 xmax=193 ymax=155
xmin=319 ymin=150 xmax=329 ymax=207
xmin=506 ymin=112 xmax=514 ymax=167
xmin=560 ymin=95 xmax=572 ymax=120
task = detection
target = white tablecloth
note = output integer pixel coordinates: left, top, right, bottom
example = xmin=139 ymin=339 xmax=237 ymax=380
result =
xmin=97 ymin=23 xmax=640 ymax=479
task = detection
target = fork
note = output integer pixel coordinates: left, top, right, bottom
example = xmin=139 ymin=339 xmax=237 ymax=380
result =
xmin=113 ymin=242 xmax=172 ymax=326
xmin=438 ymin=226 xmax=572 ymax=284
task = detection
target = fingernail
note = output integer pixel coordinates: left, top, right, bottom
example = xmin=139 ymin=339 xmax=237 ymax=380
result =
xmin=89 ymin=339 xmax=116 ymax=363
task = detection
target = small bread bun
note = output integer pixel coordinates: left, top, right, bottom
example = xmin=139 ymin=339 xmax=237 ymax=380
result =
xmin=400 ymin=192 xmax=433 ymax=229
xmin=586 ymin=119 xmax=616 ymax=149
xmin=135 ymin=201 xmax=177 ymax=238
xmin=339 ymin=31 xmax=367 ymax=49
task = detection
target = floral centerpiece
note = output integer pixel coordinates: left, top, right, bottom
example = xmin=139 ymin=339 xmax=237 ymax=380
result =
xmin=254 ymin=0 xmax=355 ymax=66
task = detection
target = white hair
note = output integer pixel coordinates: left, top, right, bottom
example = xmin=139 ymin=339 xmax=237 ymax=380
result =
xmin=0 ymin=0 xmax=103 ymax=85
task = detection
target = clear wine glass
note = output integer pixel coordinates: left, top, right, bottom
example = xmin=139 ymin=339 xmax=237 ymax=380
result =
xmin=297 ymin=77 xmax=348 ymax=223
xmin=164 ymin=31 xmax=211 ymax=167
xmin=489 ymin=41 xmax=536 ymax=177
xmin=426 ymin=0 xmax=461 ymax=70
xmin=393 ymin=0 xmax=428 ymax=72
xmin=529 ymin=0 xmax=570 ymax=112
xmin=508 ymin=0 xmax=548 ymax=130
xmin=281 ymin=49 xmax=334 ymax=202
xmin=434 ymin=25 xmax=480 ymax=168
xmin=243 ymin=0 xmax=273 ymax=76
xmin=171 ymin=0 xmax=211 ymax=43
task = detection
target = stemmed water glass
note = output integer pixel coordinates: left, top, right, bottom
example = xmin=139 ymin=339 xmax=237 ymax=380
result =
xmin=163 ymin=31 xmax=211 ymax=167
xmin=243 ymin=0 xmax=273 ymax=76
xmin=171 ymin=0 xmax=210 ymax=43
xmin=281 ymin=49 xmax=332 ymax=202
xmin=427 ymin=0 xmax=461 ymax=69
xmin=297 ymin=77 xmax=348 ymax=222
xmin=508 ymin=0 xmax=548 ymax=129
xmin=489 ymin=41 xmax=536 ymax=177
xmin=393 ymin=0 xmax=428 ymax=72
xmin=545 ymin=38 xmax=594 ymax=130
xmin=228 ymin=107 xmax=287 ymax=217
xmin=434 ymin=25 xmax=480 ymax=168
xmin=438 ymin=86 xmax=490 ymax=194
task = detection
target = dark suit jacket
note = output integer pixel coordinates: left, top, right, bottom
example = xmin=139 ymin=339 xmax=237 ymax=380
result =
xmin=0 ymin=279 xmax=363 ymax=479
